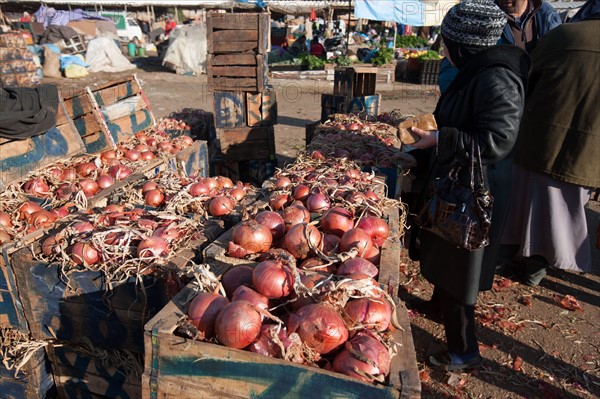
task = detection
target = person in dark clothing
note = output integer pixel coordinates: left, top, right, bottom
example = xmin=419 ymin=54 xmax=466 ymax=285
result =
xmin=409 ymin=0 xmax=530 ymax=371
xmin=310 ymin=37 xmax=325 ymax=57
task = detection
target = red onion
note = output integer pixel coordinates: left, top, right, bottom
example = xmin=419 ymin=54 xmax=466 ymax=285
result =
xmin=17 ymin=201 xmax=43 ymax=221
xmin=231 ymin=221 xmax=272 ymax=254
xmin=221 ymin=265 xmax=254 ymax=298
xmin=322 ymin=234 xmax=341 ymax=256
xmin=96 ymin=174 xmax=115 ymax=189
xmin=203 ymin=178 xmax=218 ymax=190
xmin=188 ymin=292 xmax=229 ymax=340
xmin=282 ymin=205 xmax=310 ymax=232
xmin=215 ymin=300 xmax=262 ymax=349
xmin=274 ymin=176 xmax=292 ymax=189
xmin=0 ymin=212 xmax=13 ymax=229
xmin=209 ymin=196 xmax=235 ymax=217
xmin=141 ymin=181 xmax=159 ymax=194
xmin=152 ymin=225 xmax=180 ymax=242
xmin=23 ymin=177 xmax=50 ymax=197
xmin=255 ymin=211 xmax=285 ymax=241
xmin=189 ymin=182 xmax=211 ymax=197
xmin=363 ymin=190 xmax=379 ymax=202
xmin=134 ymin=144 xmax=149 ymax=152
xmin=299 ymin=257 xmax=336 ymax=274
xmin=229 ymin=187 xmax=246 ymax=202
xmin=157 ymin=141 xmax=173 ymax=152
xmin=29 ymin=210 xmax=56 ymax=229
xmin=216 ymin=176 xmax=234 ymax=189
xmin=340 ymin=228 xmax=373 ymax=257
xmin=357 ymin=216 xmax=389 ymax=248
xmin=70 ymin=242 xmax=100 ymax=266
xmin=288 ymin=303 xmax=348 ymax=354
xmin=78 ymin=179 xmax=99 ymax=197
xmin=76 ymin=162 xmax=97 ymax=177
xmin=252 ymin=261 xmax=293 ymax=299
xmin=145 ymin=189 xmax=165 ymax=207
xmin=333 ymin=330 xmax=391 ymax=382
xmin=321 ymin=207 xmax=354 ymax=237
xmin=282 ymin=223 xmax=321 ymax=260
xmin=109 ymin=164 xmax=133 ymax=181
xmin=124 ymin=149 xmax=141 ymax=161
xmin=344 ymin=298 xmax=392 ymax=332
xmin=292 ymin=185 xmax=310 ymax=203
xmin=72 ymin=221 xmax=94 ymax=234
xmin=0 ymin=230 xmax=11 ymax=244
xmin=290 ymin=272 xmax=328 ymax=310
xmin=55 ymin=183 xmax=75 ymax=200
xmin=137 ymin=236 xmax=170 ymax=259
xmin=310 ymin=150 xmax=325 ymax=160
xmin=306 ymin=193 xmax=330 ymax=213
xmin=100 ymin=150 xmax=117 ymax=164
xmin=232 ymin=286 xmax=269 ymax=311
xmin=249 ymin=324 xmax=291 ymax=358
xmin=364 ymin=246 xmax=381 ymax=266
xmin=269 ymin=193 xmax=290 ymax=211
xmin=137 ymin=218 xmax=157 ymax=230
xmin=42 ymin=235 xmax=62 ymax=256
xmin=51 ymin=205 xmax=71 ymax=219
xmin=337 ymin=258 xmax=378 ymax=278
xmin=140 ymin=151 xmax=156 ymax=161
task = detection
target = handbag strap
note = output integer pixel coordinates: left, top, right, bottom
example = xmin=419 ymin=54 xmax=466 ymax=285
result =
xmin=470 ymin=137 xmax=487 ymax=191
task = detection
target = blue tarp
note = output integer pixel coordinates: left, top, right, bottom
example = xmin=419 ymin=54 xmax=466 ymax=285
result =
xmin=355 ymin=0 xmax=432 ymax=26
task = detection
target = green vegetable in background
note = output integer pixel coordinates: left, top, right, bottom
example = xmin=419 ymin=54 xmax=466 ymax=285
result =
xmin=372 ymin=46 xmax=394 ymax=66
xmin=395 ymin=35 xmax=429 ymax=49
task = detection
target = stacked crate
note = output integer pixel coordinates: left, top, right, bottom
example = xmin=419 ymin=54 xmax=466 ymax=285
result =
xmin=0 ymin=31 xmax=40 ymax=87
xmin=321 ymin=67 xmax=380 ymax=121
xmin=207 ymin=12 xmax=278 ymax=185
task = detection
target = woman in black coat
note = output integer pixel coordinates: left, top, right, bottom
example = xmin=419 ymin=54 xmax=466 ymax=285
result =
xmin=410 ymin=0 xmax=530 ymax=370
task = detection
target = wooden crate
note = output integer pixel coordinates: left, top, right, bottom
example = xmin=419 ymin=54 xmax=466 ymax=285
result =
xmin=143 ymin=208 xmax=420 ymax=398
xmin=419 ymin=59 xmax=441 ymax=85
xmin=207 ymin=12 xmax=269 ymax=55
xmin=216 ymin=126 xmax=275 ymax=162
xmin=333 ymin=67 xmax=378 ymax=99
xmin=246 ymin=90 xmax=277 ymax=127
xmin=46 ymin=343 xmax=141 ymax=399
xmin=305 ymin=120 xmax=320 ymax=145
xmin=207 ymin=54 xmax=267 ymax=93
xmin=213 ymin=91 xmax=246 ymax=129
xmin=0 ymin=100 xmax=85 ymax=189
xmin=210 ymin=159 xmax=277 ymax=188
xmin=321 ymin=94 xmax=380 ymax=122
xmin=5 ymin=218 xmax=224 ymax=355
xmin=0 ymin=343 xmax=55 ymax=399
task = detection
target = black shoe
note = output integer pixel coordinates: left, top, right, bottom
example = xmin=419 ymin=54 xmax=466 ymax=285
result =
xmin=406 ymin=298 xmax=443 ymax=323
xmin=519 ymin=256 xmax=549 ymax=287
xmin=428 ymin=351 xmax=482 ymax=372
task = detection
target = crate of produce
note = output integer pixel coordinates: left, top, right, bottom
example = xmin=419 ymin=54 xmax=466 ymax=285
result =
xmin=0 ymin=327 xmax=55 ymax=399
xmin=0 ymin=98 xmax=86 ymax=190
xmin=207 ymin=53 xmax=268 ymax=93
xmin=46 ymin=342 xmax=142 ymax=399
xmin=6 ymin=207 xmax=225 ymax=354
xmin=215 ymin=126 xmax=276 ymax=162
xmin=321 ymin=94 xmax=380 ymax=122
xmin=419 ymin=59 xmax=441 ymax=85
xmin=142 ymin=202 xmax=419 ymax=398
xmin=213 ymin=91 xmax=246 ymax=129
xmin=333 ymin=67 xmax=378 ymax=99
xmin=167 ymin=109 xmax=216 ymax=143
xmin=246 ymin=89 xmax=277 ymax=127
xmin=207 ymin=12 xmax=270 ymax=55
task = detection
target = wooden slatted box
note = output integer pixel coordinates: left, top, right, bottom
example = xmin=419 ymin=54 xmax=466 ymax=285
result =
xmin=0 ymin=340 xmax=55 ymax=399
xmin=207 ymin=53 xmax=268 ymax=93
xmin=333 ymin=67 xmax=378 ymax=99
xmin=321 ymin=94 xmax=380 ymax=122
xmin=246 ymin=89 xmax=277 ymax=127
xmin=215 ymin=126 xmax=276 ymax=162
xmin=207 ymin=12 xmax=269 ymax=55
xmin=6 ymin=217 xmax=224 ymax=356
xmin=143 ymin=207 xmax=421 ymax=399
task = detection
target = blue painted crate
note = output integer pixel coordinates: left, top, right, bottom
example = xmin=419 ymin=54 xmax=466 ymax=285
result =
xmin=0 ymin=342 xmax=55 ymax=399
xmin=47 ymin=343 xmax=141 ymax=399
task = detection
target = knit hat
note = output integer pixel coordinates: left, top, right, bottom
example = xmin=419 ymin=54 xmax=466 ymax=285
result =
xmin=441 ymin=0 xmax=507 ymax=47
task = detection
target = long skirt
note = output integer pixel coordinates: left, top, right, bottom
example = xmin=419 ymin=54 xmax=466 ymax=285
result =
xmin=502 ymin=164 xmax=593 ymax=272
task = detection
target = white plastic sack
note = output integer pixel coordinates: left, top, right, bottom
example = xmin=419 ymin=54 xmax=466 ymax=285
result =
xmin=85 ymin=37 xmax=136 ymax=73
xmin=163 ymin=24 xmax=207 ymax=75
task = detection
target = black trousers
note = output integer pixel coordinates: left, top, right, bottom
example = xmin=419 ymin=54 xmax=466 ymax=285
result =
xmin=432 ymin=287 xmax=479 ymax=355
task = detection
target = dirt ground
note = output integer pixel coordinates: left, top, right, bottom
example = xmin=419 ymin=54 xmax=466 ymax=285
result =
xmin=43 ymin=68 xmax=600 ymax=398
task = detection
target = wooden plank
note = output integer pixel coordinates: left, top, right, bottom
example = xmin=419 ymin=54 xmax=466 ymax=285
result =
xmin=209 ymin=13 xmax=259 ymax=30
xmin=213 ymin=92 xmax=246 ymax=129
xmin=0 ymin=347 xmax=54 ymax=399
xmin=208 ymin=77 xmax=258 ymax=93
xmin=210 ymin=53 xmax=257 ymax=66
xmin=72 ymin=112 xmax=103 ymax=137
xmin=218 ymin=126 xmax=275 ymax=161
xmin=100 ymin=94 xmax=147 ymax=121
xmin=104 ymin=108 xmax=154 ymax=145
xmin=211 ymin=66 xmax=257 ymax=78
xmin=92 ymin=79 xmax=140 ymax=107
xmin=212 ymin=29 xmax=258 ymax=42
xmin=211 ymin=41 xmax=258 ymax=53
xmin=246 ymin=90 xmax=277 ymax=127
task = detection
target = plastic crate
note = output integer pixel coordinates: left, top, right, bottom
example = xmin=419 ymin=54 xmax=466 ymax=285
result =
xmin=419 ymin=59 xmax=441 ymax=85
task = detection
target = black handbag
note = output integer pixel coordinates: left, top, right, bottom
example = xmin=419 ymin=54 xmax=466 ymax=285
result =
xmin=415 ymin=139 xmax=493 ymax=251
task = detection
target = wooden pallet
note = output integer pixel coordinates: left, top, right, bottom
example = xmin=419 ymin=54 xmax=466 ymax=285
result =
xmin=143 ymin=208 xmax=420 ymax=398
xmin=206 ymin=12 xmax=269 ymax=55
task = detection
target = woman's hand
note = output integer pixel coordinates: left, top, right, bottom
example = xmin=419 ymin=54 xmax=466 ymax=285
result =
xmin=410 ymin=127 xmax=438 ymax=149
